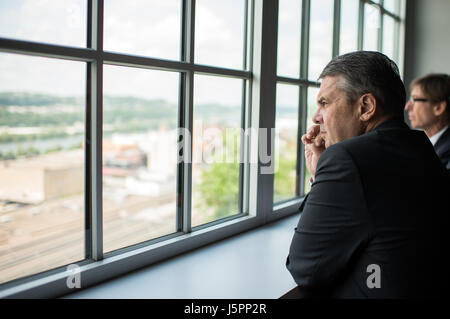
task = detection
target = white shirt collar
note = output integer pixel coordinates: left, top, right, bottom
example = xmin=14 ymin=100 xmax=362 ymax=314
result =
xmin=429 ymin=125 xmax=449 ymax=146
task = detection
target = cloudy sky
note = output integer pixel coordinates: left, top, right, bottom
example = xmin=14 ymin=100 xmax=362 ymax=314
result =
xmin=0 ymin=0 xmax=393 ymax=106
xmin=0 ymin=0 xmax=249 ymax=105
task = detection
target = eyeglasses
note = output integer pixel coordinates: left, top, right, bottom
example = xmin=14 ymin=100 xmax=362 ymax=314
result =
xmin=409 ymin=96 xmax=429 ymax=103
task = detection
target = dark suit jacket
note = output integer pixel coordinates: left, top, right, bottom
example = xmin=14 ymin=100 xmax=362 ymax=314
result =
xmin=286 ymin=119 xmax=450 ymax=298
xmin=434 ymin=126 xmax=450 ymax=171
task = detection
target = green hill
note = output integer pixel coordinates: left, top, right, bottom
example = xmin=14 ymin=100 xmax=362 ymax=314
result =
xmin=0 ymin=92 xmax=244 ymax=129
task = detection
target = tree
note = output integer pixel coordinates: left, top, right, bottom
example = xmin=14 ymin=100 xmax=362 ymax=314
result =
xmin=274 ymin=152 xmax=297 ymax=202
xmin=197 ymin=130 xmax=240 ymax=221
xmin=197 ymin=130 xmax=307 ymax=220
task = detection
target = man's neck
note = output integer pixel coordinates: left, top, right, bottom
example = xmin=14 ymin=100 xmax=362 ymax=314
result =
xmin=424 ymin=119 xmax=449 ymax=138
xmin=364 ymin=114 xmax=393 ymax=133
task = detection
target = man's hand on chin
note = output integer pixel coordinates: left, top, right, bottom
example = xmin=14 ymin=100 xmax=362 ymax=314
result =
xmin=301 ymin=124 xmax=326 ymax=180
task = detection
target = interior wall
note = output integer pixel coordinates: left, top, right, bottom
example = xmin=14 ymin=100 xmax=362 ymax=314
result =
xmin=403 ymin=0 xmax=450 ymax=91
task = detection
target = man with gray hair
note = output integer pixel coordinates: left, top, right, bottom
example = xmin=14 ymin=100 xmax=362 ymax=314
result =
xmin=285 ymin=51 xmax=449 ymax=298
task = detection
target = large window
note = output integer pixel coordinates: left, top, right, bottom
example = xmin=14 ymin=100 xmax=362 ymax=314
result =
xmin=0 ymin=0 xmax=405 ymax=297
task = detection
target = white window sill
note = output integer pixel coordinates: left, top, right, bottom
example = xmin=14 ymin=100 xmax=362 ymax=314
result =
xmin=64 ymin=213 xmax=300 ymax=299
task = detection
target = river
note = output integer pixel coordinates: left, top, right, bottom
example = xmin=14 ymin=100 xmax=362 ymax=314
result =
xmin=0 ymin=135 xmax=85 ymax=154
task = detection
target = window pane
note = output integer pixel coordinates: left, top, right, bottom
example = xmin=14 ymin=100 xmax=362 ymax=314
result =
xmin=382 ymin=15 xmax=395 ymax=61
xmin=192 ymin=75 xmax=243 ymax=227
xmin=274 ymin=84 xmax=299 ymax=203
xmin=339 ymin=0 xmax=359 ymax=54
xmin=0 ymin=0 xmax=87 ymax=47
xmin=309 ymin=0 xmax=334 ymax=80
xmin=104 ymin=0 xmax=181 ymax=60
xmin=102 ymin=65 xmax=179 ymax=254
xmin=195 ymin=0 xmax=246 ymax=69
xmin=0 ymin=53 xmax=85 ymax=284
xmin=306 ymin=87 xmax=319 ymax=141
xmin=277 ymin=0 xmax=302 ymax=78
xmin=363 ymin=3 xmax=380 ymax=51
xmin=383 ymin=0 xmax=399 ymax=15
xmin=304 ymin=87 xmax=319 ymax=193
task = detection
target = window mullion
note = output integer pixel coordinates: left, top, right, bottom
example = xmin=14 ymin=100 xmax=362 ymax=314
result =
xmin=85 ymin=0 xmax=93 ymax=260
xmin=239 ymin=0 xmax=250 ymax=215
xmin=379 ymin=7 xmax=384 ymax=52
xmin=248 ymin=0 xmax=278 ymax=220
xmin=393 ymin=16 xmax=400 ymax=62
xmin=181 ymin=0 xmax=196 ymax=233
xmin=242 ymin=0 xmax=255 ymax=215
xmin=332 ymin=0 xmax=341 ymax=58
xmin=297 ymin=0 xmax=310 ymax=197
xmin=177 ymin=0 xmax=187 ymax=233
xmin=87 ymin=0 xmax=104 ymax=261
xmin=357 ymin=0 xmax=364 ymax=50
xmin=300 ymin=0 xmax=310 ymax=80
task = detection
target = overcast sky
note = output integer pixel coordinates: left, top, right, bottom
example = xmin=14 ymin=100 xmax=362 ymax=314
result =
xmin=0 ymin=0 xmax=391 ymax=107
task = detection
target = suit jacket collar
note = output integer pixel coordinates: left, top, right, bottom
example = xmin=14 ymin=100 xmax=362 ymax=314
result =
xmin=434 ymin=126 xmax=450 ymax=152
xmin=371 ymin=118 xmax=409 ymax=132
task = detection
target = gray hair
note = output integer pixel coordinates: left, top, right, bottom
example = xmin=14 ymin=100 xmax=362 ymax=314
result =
xmin=319 ymin=51 xmax=406 ymax=120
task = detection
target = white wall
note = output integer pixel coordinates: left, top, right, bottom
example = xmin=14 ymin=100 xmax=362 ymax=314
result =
xmin=404 ymin=0 xmax=450 ymax=89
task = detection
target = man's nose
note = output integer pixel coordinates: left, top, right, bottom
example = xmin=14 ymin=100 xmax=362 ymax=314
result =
xmin=312 ymin=109 xmax=322 ymax=124
xmin=405 ymin=100 xmax=413 ymax=111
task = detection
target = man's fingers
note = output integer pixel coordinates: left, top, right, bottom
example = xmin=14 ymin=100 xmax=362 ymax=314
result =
xmin=314 ymin=135 xmax=325 ymax=147
xmin=301 ymin=133 xmax=311 ymax=145
xmin=303 ymin=125 xmax=320 ymax=141
xmin=303 ymin=125 xmax=324 ymax=147
xmin=306 ymin=125 xmax=321 ymax=139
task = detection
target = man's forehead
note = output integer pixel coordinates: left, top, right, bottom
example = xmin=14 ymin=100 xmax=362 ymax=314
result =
xmin=411 ymin=85 xmax=424 ymax=96
xmin=317 ymin=76 xmax=342 ymax=100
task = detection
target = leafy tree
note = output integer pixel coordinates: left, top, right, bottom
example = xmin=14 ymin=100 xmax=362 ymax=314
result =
xmin=197 ymin=130 xmax=240 ymax=221
xmin=274 ymin=153 xmax=297 ymax=203
xmin=197 ymin=130 xmax=308 ymax=219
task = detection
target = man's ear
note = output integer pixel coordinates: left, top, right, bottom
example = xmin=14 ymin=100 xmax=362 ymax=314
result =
xmin=359 ymin=93 xmax=377 ymax=122
xmin=433 ymin=101 xmax=447 ymax=117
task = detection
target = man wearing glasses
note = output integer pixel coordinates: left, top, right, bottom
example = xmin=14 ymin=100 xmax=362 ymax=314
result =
xmin=405 ymin=73 xmax=450 ymax=171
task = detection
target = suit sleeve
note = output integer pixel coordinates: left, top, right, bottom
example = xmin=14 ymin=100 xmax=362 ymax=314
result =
xmin=286 ymin=145 xmax=371 ymax=292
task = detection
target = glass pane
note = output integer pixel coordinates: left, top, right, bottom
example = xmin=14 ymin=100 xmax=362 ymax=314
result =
xmin=383 ymin=0 xmax=398 ymax=15
xmin=304 ymin=87 xmax=319 ymax=194
xmin=277 ymin=0 xmax=302 ymax=78
xmin=339 ymin=0 xmax=359 ymax=55
xmin=192 ymin=75 xmax=242 ymax=227
xmin=102 ymin=65 xmax=179 ymax=254
xmin=309 ymin=0 xmax=334 ymax=80
xmin=274 ymin=84 xmax=299 ymax=203
xmin=306 ymin=87 xmax=319 ymax=141
xmin=363 ymin=3 xmax=380 ymax=51
xmin=104 ymin=0 xmax=181 ymax=60
xmin=0 ymin=0 xmax=87 ymax=47
xmin=382 ymin=15 xmax=395 ymax=61
xmin=195 ymin=0 xmax=246 ymax=69
xmin=0 ymin=53 xmax=85 ymax=284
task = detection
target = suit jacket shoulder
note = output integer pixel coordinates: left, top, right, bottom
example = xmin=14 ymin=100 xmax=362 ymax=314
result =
xmin=434 ymin=126 xmax=450 ymax=170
